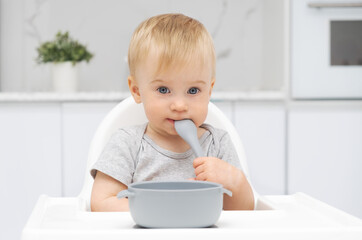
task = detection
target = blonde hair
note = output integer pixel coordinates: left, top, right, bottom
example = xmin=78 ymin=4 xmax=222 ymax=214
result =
xmin=128 ymin=13 xmax=216 ymax=78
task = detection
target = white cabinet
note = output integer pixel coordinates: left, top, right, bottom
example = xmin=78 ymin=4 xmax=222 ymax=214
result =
xmin=288 ymin=104 xmax=362 ymax=218
xmin=62 ymin=102 xmax=118 ymax=197
xmin=0 ymin=103 xmax=62 ymax=240
xmin=234 ymin=103 xmax=286 ymax=195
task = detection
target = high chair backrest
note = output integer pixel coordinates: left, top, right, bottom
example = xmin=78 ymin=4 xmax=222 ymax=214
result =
xmin=79 ymin=96 xmax=253 ymax=210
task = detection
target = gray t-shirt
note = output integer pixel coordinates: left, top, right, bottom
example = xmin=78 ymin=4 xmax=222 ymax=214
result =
xmin=90 ymin=123 xmax=242 ymax=186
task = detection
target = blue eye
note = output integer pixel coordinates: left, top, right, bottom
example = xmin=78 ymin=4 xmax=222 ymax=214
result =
xmin=187 ymin=87 xmax=200 ymax=95
xmin=157 ymin=87 xmax=170 ymax=94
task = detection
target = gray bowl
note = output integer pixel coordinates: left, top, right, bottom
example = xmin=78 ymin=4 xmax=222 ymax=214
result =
xmin=117 ymin=181 xmax=232 ymax=228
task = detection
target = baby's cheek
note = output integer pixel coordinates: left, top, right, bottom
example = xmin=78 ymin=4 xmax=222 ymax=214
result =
xmin=144 ymin=103 xmax=160 ymax=121
xmin=194 ymin=106 xmax=208 ymax=126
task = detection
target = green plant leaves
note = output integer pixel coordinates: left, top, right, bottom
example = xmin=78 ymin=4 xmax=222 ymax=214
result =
xmin=36 ymin=31 xmax=94 ymax=64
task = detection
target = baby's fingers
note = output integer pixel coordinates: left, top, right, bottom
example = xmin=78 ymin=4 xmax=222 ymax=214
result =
xmin=195 ymin=172 xmax=207 ymax=181
xmin=194 ymin=164 xmax=205 ymax=176
xmin=193 ymin=157 xmax=207 ymax=168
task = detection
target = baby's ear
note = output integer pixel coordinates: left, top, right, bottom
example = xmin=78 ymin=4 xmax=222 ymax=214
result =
xmin=128 ymin=76 xmax=142 ymax=103
xmin=209 ymin=78 xmax=215 ymax=96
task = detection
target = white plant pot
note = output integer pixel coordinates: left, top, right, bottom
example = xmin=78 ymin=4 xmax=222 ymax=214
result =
xmin=52 ymin=62 xmax=79 ymax=92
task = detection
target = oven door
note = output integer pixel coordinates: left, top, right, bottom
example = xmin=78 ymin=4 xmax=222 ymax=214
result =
xmin=291 ymin=0 xmax=362 ymax=99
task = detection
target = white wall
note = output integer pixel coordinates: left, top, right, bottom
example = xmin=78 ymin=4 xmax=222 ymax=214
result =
xmin=0 ymin=0 xmax=286 ymax=92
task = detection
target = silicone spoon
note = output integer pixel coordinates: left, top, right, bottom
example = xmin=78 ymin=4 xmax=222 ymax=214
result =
xmin=174 ymin=119 xmax=204 ymax=157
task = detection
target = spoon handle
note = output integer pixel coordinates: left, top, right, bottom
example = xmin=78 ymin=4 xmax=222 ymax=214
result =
xmin=174 ymin=119 xmax=204 ymax=158
xmin=189 ymin=138 xmax=204 ymax=158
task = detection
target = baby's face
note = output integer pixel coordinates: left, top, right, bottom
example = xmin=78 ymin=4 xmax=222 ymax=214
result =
xmin=131 ymin=52 xmax=214 ymax=138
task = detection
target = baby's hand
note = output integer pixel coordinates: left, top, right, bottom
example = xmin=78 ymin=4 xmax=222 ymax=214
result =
xmin=193 ymin=157 xmax=242 ymax=192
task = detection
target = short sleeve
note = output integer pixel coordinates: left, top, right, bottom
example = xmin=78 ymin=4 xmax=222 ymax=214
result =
xmin=90 ymin=128 xmax=138 ymax=186
xmin=217 ymin=132 xmax=243 ymax=171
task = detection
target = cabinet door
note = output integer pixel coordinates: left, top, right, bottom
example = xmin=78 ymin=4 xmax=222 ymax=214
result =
xmin=289 ymin=106 xmax=362 ymax=218
xmin=0 ymin=103 xmax=62 ymax=240
xmin=62 ymin=102 xmax=118 ymax=197
xmin=234 ymin=103 xmax=286 ymax=195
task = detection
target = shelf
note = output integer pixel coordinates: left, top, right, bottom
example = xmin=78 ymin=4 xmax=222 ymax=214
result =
xmin=0 ymin=91 xmax=286 ymax=103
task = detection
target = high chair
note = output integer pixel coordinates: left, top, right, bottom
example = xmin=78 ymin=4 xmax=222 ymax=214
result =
xmin=78 ymin=96 xmax=256 ymax=210
xmin=22 ymin=97 xmax=362 ymax=240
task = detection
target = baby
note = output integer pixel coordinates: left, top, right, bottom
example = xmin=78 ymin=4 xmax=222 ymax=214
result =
xmin=91 ymin=13 xmax=255 ymax=211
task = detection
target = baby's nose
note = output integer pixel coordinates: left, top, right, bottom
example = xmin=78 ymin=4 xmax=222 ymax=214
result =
xmin=170 ymin=100 xmax=188 ymax=112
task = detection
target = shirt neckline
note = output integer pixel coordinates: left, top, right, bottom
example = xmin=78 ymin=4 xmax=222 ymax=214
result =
xmin=143 ymin=124 xmax=211 ymax=159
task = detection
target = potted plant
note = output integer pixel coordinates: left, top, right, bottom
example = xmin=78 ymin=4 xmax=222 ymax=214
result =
xmin=36 ymin=31 xmax=94 ymax=92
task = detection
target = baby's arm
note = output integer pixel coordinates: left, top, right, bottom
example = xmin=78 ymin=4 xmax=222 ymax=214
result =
xmin=193 ymin=157 xmax=254 ymax=210
xmin=91 ymin=171 xmax=129 ymax=211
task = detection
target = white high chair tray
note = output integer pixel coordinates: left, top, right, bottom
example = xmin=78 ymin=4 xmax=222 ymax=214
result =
xmin=22 ymin=193 xmax=362 ymax=240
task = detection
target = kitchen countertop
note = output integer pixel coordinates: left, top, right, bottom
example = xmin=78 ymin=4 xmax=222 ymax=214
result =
xmin=0 ymin=91 xmax=285 ymax=103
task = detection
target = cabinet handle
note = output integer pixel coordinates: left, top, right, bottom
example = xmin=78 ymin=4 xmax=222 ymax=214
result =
xmin=308 ymin=2 xmax=362 ymax=8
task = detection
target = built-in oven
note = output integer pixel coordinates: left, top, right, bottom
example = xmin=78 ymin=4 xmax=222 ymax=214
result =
xmin=291 ymin=0 xmax=362 ymax=99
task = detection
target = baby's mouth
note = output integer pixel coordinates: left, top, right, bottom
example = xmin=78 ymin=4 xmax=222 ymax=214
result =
xmin=167 ymin=118 xmax=175 ymax=124
xmin=167 ymin=118 xmax=192 ymax=125
xmin=169 ymin=118 xmax=195 ymax=126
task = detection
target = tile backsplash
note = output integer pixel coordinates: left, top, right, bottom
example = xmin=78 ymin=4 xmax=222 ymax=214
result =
xmin=0 ymin=0 xmax=286 ymax=92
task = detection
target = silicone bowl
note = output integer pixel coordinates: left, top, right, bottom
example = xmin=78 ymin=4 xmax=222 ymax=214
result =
xmin=117 ymin=180 xmax=232 ymax=228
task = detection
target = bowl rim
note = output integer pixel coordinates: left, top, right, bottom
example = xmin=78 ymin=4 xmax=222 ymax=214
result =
xmin=128 ymin=180 xmax=224 ymax=193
